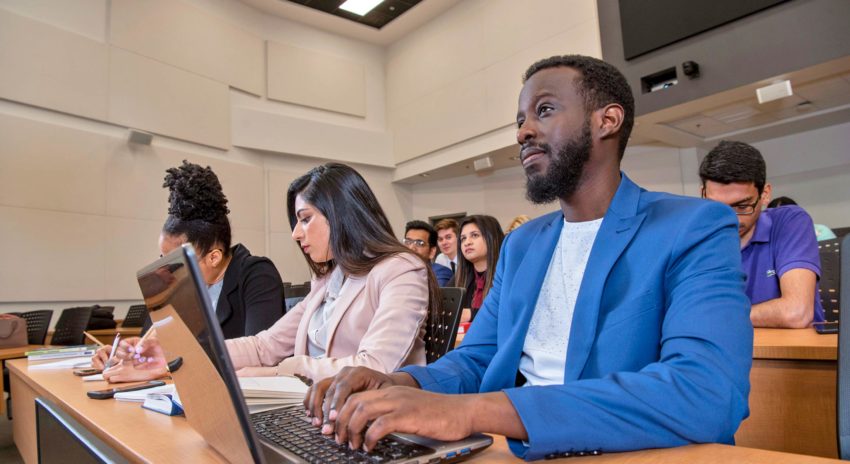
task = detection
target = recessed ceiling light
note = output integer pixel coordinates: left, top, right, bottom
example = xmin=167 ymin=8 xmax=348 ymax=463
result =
xmin=509 ymin=156 xmax=520 ymax=161
xmin=339 ymin=0 xmax=384 ymax=16
xmin=419 ymin=173 xmax=431 ymax=177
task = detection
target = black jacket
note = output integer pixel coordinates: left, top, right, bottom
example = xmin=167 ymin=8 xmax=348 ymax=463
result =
xmin=216 ymin=244 xmax=284 ymax=339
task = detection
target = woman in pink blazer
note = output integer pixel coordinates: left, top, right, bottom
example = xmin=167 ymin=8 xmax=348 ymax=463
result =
xmin=225 ymin=163 xmax=439 ymax=382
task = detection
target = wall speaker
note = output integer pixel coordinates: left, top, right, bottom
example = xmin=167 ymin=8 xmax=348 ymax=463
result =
xmin=128 ymin=129 xmax=153 ymax=145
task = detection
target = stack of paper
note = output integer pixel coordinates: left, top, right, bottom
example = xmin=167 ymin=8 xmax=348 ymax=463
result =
xmin=26 ymin=345 xmax=97 ymax=361
xmin=239 ymin=376 xmax=309 ymax=407
xmin=28 ymin=356 xmax=92 ymax=371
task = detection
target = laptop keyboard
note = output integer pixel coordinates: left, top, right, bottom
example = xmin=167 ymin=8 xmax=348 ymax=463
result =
xmin=252 ymin=406 xmax=436 ymax=463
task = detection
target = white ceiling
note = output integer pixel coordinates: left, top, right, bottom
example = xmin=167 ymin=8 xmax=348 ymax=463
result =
xmin=238 ymin=0 xmax=459 ymax=45
xmin=238 ymin=1 xmax=850 ymax=184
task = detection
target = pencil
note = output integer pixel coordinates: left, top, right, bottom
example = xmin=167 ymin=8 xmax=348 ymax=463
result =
xmin=83 ymin=331 xmax=106 ymax=347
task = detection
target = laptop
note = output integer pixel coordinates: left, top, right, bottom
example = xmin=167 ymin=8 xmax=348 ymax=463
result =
xmin=136 ymin=244 xmax=493 ymax=463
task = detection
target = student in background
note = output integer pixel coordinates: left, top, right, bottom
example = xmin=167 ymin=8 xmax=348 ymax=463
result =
xmin=304 ymin=55 xmax=750 ymax=460
xmin=454 ymin=215 xmax=504 ymax=322
xmin=404 ymin=220 xmax=454 ymax=286
xmin=434 ymin=218 xmax=460 ymax=273
xmin=506 ymin=214 xmax=531 ymax=234
xmin=93 ymin=161 xmax=284 ymax=382
xmin=700 ymin=141 xmax=824 ymax=327
xmin=122 ymin=163 xmax=438 ymax=383
xmin=768 ymin=196 xmax=837 ymax=241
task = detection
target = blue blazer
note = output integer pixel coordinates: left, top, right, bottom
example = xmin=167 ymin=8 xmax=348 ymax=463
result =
xmin=432 ymin=262 xmax=454 ymax=287
xmin=402 ymin=174 xmax=752 ymax=460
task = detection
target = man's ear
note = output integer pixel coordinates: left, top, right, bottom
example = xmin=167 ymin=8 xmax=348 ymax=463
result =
xmin=596 ymin=103 xmax=625 ymax=141
xmin=429 ymin=247 xmax=437 ymax=261
xmin=761 ymin=183 xmax=772 ymax=207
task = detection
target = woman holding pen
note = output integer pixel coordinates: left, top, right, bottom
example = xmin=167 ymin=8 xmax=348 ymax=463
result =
xmin=92 ymin=161 xmax=284 ymax=382
xmin=110 ymin=163 xmax=439 ymax=383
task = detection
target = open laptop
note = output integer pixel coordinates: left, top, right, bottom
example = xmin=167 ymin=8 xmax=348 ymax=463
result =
xmin=136 ymin=244 xmax=492 ymax=463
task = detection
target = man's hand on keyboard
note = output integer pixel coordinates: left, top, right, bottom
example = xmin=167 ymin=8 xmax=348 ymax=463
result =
xmin=331 ymin=386 xmax=474 ymax=452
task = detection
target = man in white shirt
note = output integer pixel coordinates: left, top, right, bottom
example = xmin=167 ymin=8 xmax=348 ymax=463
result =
xmin=303 ymin=55 xmax=751 ymax=460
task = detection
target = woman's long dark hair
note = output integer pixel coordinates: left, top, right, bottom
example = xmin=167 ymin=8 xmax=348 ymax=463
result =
xmin=286 ymin=163 xmax=440 ymax=316
xmin=454 ymin=215 xmax=504 ymax=306
xmin=162 ymin=160 xmax=232 ymax=257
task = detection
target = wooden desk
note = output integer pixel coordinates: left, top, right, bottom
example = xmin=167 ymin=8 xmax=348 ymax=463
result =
xmin=0 ymin=345 xmax=45 ymax=415
xmin=7 ymin=358 xmax=842 ymax=464
xmin=735 ymin=328 xmax=838 ymax=458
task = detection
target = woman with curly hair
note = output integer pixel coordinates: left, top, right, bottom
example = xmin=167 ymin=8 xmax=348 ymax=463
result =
xmin=94 ymin=160 xmax=284 ymax=382
xmin=118 ymin=163 xmax=437 ymax=383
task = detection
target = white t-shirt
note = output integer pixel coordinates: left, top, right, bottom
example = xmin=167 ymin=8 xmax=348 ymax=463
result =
xmin=519 ymin=217 xmax=602 ymax=386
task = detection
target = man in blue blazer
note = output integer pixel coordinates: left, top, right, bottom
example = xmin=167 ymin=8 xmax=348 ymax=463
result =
xmin=304 ymin=55 xmax=752 ymax=460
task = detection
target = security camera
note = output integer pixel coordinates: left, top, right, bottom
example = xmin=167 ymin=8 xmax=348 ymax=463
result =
xmin=682 ymin=61 xmax=700 ymax=78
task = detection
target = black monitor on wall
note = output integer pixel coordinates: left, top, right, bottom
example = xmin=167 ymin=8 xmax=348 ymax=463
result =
xmin=618 ymin=0 xmax=789 ymax=60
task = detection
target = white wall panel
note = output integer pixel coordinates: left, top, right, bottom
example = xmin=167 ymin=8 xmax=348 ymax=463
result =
xmin=0 ymin=113 xmax=110 ymax=215
xmin=0 ymin=8 xmax=108 ymax=120
xmin=108 ymin=47 xmax=231 ymax=149
xmin=110 ymin=0 xmax=264 ymax=95
xmin=232 ymin=107 xmax=392 ymax=167
xmin=267 ymin=41 xmax=367 ymax=117
xmin=0 ymin=0 xmax=107 ymax=41
xmin=103 ymin=217 xmax=163 ymax=300
xmin=0 ymin=206 xmax=106 ymax=301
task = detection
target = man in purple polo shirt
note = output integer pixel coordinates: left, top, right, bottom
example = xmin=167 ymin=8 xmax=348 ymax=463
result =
xmin=700 ymin=140 xmax=824 ymax=328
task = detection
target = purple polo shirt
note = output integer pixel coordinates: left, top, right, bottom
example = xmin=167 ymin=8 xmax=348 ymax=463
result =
xmin=741 ymin=205 xmax=824 ymax=322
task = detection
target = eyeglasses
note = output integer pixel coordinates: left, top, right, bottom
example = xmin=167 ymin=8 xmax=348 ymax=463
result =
xmin=403 ymin=238 xmax=428 ymax=248
xmin=701 ymin=191 xmax=762 ymax=216
xmin=730 ymin=200 xmax=762 ymax=216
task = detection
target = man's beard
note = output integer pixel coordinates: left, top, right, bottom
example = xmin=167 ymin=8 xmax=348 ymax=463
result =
xmin=524 ymin=122 xmax=592 ymax=204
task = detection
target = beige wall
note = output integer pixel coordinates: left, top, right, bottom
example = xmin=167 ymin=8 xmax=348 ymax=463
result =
xmin=387 ymin=0 xmax=601 ymax=172
xmin=0 ymin=0 xmax=405 ymax=320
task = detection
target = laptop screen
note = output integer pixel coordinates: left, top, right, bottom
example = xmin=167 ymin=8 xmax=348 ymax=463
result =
xmin=136 ymin=244 xmax=266 ymax=463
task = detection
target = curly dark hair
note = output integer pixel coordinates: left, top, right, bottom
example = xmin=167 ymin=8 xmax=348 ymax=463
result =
xmin=699 ymin=140 xmax=767 ymax=195
xmin=523 ymin=55 xmax=635 ymax=159
xmin=162 ymin=160 xmax=232 ymax=257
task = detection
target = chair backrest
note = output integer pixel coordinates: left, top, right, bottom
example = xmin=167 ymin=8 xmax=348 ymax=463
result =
xmin=51 ymin=307 xmax=94 ymax=346
xmin=836 ymin=234 xmax=850 ymax=458
xmin=833 ymin=227 xmax=850 ymax=240
xmin=820 ymin=238 xmax=841 ymax=323
xmin=121 ymin=304 xmax=149 ymax=328
xmin=426 ymin=287 xmax=466 ymax=363
xmin=19 ymin=310 xmax=53 ymax=345
xmin=283 ymin=284 xmax=311 ymax=314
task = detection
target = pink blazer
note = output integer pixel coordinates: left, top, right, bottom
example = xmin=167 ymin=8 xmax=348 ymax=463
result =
xmin=226 ymin=253 xmax=428 ymax=382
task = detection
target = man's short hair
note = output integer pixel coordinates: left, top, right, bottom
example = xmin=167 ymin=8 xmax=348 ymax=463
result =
xmin=699 ymin=140 xmax=767 ymax=194
xmin=523 ymin=55 xmax=635 ymax=159
xmin=405 ymin=220 xmax=437 ymax=248
xmin=433 ymin=218 xmax=459 ymax=235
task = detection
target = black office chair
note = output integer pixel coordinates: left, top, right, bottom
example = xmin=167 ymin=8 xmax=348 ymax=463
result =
xmin=121 ymin=304 xmax=148 ymax=328
xmin=3 ymin=309 xmax=54 ymax=418
xmin=835 ymin=235 xmax=850 ymax=458
xmin=834 ymin=227 xmax=850 ymax=240
xmin=50 ymin=307 xmax=94 ymax=346
xmin=19 ymin=309 xmax=54 ymax=345
xmin=820 ymin=238 xmax=841 ymax=323
xmin=283 ymin=284 xmax=311 ymax=314
xmin=426 ymin=287 xmax=466 ymax=363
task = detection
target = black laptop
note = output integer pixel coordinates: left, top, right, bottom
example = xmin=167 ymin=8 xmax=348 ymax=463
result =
xmin=136 ymin=244 xmax=492 ymax=463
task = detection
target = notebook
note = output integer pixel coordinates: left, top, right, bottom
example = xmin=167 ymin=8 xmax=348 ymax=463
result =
xmin=135 ymin=244 xmax=492 ymax=463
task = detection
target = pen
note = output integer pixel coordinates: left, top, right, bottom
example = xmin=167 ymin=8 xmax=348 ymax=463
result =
xmin=83 ymin=331 xmax=106 ymax=347
xmin=132 ymin=328 xmax=157 ymax=362
xmin=104 ymin=333 xmax=121 ymax=370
